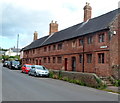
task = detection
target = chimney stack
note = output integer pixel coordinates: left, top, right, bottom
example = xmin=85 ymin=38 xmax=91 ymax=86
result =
xmin=33 ymin=31 xmax=38 ymax=41
xmin=83 ymin=2 xmax=92 ymax=22
xmin=49 ymin=20 xmax=58 ymax=35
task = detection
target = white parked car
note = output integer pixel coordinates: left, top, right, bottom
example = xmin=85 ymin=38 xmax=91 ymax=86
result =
xmin=28 ymin=65 xmax=49 ymax=77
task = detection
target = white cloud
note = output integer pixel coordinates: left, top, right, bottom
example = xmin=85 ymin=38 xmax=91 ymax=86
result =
xmin=1 ymin=0 xmax=119 ymax=49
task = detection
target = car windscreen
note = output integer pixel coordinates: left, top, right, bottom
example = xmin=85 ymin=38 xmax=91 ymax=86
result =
xmin=36 ymin=66 xmax=46 ymax=70
xmin=12 ymin=61 xmax=20 ymax=65
xmin=5 ymin=61 xmax=9 ymax=63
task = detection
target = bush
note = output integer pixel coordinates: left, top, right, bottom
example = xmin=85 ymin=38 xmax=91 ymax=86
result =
xmin=62 ymin=77 xmax=69 ymax=81
xmin=114 ymin=80 xmax=120 ymax=87
xmin=49 ymin=71 xmax=54 ymax=78
xmin=53 ymin=75 xmax=58 ymax=79
xmin=58 ymin=70 xmax=62 ymax=80
xmin=108 ymin=76 xmax=120 ymax=87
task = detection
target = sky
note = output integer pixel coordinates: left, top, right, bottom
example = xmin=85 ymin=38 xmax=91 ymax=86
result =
xmin=0 ymin=0 xmax=119 ymax=49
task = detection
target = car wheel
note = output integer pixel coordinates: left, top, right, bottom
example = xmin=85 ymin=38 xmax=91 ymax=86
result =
xmin=28 ymin=72 xmax=31 ymax=76
xmin=34 ymin=72 xmax=37 ymax=77
xmin=9 ymin=66 xmax=12 ymax=69
xmin=21 ymin=71 xmax=23 ymax=73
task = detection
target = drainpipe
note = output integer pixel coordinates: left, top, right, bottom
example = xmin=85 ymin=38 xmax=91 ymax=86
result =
xmin=82 ymin=36 xmax=85 ymax=72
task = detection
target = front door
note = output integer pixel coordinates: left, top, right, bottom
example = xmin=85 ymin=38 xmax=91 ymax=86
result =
xmin=39 ymin=60 xmax=41 ymax=65
xmin=72 ymin=57 xmax=76 ymax=71
xmin=36 ymin=60 xmax=38 ymax=65
xmin=64 ymin=58 xmax=68 ymax=71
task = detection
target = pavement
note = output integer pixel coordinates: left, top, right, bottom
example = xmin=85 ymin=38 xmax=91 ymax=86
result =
xmin=106 ymin=86 xmax=119 ymax=93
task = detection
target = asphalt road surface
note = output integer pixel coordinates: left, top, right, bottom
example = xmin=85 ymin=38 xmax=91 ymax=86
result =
xmin=1 ymin=63 xmax=119 ymax=101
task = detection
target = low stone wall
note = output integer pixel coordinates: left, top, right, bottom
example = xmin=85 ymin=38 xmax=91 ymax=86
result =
xmin=49 ymin=70 xmax=103 ymax=88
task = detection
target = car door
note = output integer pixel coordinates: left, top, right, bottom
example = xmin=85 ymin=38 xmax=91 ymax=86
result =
xmin=31 ymin=66 xmax=35 ymax=75
xmin=32 ymin=67 xmax=36 ymax=74
xmin=22 ymin=65 xmax=26 ymax=72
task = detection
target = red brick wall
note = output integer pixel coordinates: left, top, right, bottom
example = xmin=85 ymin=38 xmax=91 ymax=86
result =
xmin=119 ymin=14 xmax=120 ymax=66
xmin=110 ymin=14 xmax=119 ymax=66
xmin=22 ymin=29 xmax=116 ymax=77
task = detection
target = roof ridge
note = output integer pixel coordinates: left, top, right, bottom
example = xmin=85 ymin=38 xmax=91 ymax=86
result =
xmin=89 ymin=8 xmax=119 ymax=21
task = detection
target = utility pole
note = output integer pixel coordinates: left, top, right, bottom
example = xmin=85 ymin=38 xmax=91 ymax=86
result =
xmin=17 ymin=34 xmax=19 ymax=56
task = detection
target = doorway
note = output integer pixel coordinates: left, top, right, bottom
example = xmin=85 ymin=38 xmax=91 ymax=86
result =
xmin=64 ymin=58 xmax=68 ymax=71
xmin=72 ymin=57 xmax=76 ymax=71
xmin=39 ymin=60 xmax=41 ymax=65
xmin=36 ymin=60 xmax=38 ymax=65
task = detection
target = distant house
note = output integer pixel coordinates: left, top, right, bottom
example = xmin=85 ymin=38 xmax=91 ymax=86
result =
xmin=0 ymin=51 xmax=5 ymax=56
xmin=5 ymin=48 xmax=20 ymax=56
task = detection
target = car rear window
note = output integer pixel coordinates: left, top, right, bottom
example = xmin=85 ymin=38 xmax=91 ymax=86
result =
xmin=26 ymin=65 xmax=31 ymax=68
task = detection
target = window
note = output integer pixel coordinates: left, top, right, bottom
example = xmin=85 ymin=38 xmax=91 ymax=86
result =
xmin=53 ymin=57 xmax=56 ymax=63
xmin=53 ymin=45 xmax=56 ymax=50
xmin=79 ymin=39 xmax=84 ymax=46
xmin=87 ymin=36 xmax=93 ymax=44
xmin=44 ymin=47 xmax=47 ymax=52
xmin=43 ymin=57 xmax=47 ymax=63
xmin=48 ymin=57 xmax=50 ymax=63
xmin=99 ymin=33 xmax=104 ymax=42
xmin=87 ymin=54 xmax=92 ymax=63
xmin=58 ymin=43 xmax=63 ymax=50
xmin=79 ymin=54 xmax=83 ymax=63
xmin=72 ymin=40 xmax=76 ymax=47
xmin=48 ymin=46 xmax=51 ymax=51
xmin=27 ymin=51 xmax=29 ymax=55
xmin=98 ymin=53 xmax=104 ymax=63
xmin=33 ymin=49 xmax=35 ymax=54
xmin=57 ymin=57 xmax=62 ymax=63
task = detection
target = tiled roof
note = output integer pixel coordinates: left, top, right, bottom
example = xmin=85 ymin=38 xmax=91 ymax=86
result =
xmin=22 ymin=35 xmax=49 ymax=50
xmin=22 ymin=8 xmax=120 ymax=51
xmin=11 ymin=48 xmax=21 ymax=52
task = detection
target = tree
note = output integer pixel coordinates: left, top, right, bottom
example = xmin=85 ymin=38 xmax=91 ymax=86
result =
xmin=2 ymin=55 xmax=9 ymax=61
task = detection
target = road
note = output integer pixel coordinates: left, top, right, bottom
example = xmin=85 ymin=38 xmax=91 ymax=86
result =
xmin=1 ymin=63 xmax=119 ymax=101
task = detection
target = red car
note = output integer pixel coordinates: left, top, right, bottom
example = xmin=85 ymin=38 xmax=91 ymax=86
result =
xmin=21 ymin=64 xmax=32 ymax=74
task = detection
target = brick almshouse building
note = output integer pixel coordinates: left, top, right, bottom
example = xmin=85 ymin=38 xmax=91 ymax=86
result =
xmin=21 ymin=3 xmax=120 ymax=77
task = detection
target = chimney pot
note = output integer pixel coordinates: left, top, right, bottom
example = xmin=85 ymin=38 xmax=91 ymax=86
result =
xmin=55 ymin=21 xmax=57 ymax=23
xmin=83 ymin=2 xmax=92 ymax=22
xmin=33 ymin=31 xmax=38 ymax=41
xmin=49 ymin=20 xmax=58 ymax=35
